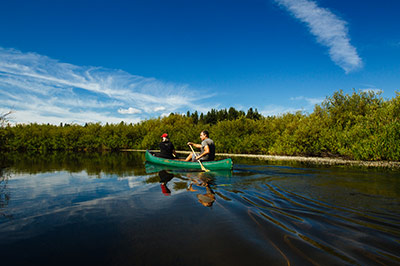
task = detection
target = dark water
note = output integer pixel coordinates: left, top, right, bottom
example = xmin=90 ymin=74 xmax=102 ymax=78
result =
xmin=1 ymin=152 xmax=399 ymax=266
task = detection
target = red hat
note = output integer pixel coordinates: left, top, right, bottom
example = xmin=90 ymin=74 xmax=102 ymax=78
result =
xmin=161 ymin=133 xmax=168 ymax=138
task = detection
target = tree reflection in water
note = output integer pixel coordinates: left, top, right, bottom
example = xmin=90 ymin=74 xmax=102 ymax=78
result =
xmin=0 ymin=167 xmax=11 ymax=219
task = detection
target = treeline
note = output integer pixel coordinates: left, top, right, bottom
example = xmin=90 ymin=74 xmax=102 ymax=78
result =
xmin=0 ymin=107 xmax=262 ymax=152
xmin=185 ymin=107 xmax=262 ymax=124
xmin=1 ymin=90 xmax=399 ymax=161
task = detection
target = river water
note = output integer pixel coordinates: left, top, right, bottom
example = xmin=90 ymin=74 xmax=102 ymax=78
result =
xmin=0 ymin=151 xmax=399 ymax=265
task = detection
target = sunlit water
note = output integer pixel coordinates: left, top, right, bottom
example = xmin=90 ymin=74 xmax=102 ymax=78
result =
xmin=0 ymin=152 xmax=399 ymax=265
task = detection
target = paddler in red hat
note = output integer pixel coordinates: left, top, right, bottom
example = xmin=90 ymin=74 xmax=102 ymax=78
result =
xmin=157 ymin=133 xmax=177 ymax=159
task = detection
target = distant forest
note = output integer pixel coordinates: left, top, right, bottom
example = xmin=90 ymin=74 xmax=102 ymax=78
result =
xmin=1 ymin=90 xmax=399 ymax=161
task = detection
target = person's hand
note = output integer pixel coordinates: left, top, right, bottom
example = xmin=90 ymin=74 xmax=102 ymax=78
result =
xmin=187 ymin=142 xmax=193 ymax=146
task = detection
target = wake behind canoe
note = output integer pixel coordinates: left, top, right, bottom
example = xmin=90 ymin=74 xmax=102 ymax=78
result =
xmin=145 ymin=150 xmax=233 ymax=170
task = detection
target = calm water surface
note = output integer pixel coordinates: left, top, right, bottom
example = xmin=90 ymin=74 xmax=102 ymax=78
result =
xmin=0 ymin=152 xmax=399 ymax=265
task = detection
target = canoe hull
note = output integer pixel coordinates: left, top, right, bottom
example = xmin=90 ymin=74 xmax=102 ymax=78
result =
xmin=145 ymin=150 xmax=233 ymax=170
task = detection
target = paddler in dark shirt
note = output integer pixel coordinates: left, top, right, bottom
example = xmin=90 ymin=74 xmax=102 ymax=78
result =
xmin=157 ymin=133 xmax=177 ymax=159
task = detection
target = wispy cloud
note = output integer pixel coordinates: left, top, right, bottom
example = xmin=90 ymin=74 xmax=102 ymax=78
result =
xmin=274 ymin=0 xmax=363 ymax=73
xmin=260 ymin=104 xmax=302 ymax=117
xmin=154 ymin=106 xmax=166 ymax=112
xmin=356 ymin=84 xmax=383 ymax=94
xmin=260 ymin=95 xmax=323 ymax=117
xmin=0 ymin=47 xmax=212 ymax=124
xmin=290 ymin=96 xmax=324 ymax=106
xmin=388 ymin=40 xmax=400 ymax=48
xmin=361 ymin=88 xmax=383 ymax=94
xmin=118 ymin=107 xmax=142 ymax=114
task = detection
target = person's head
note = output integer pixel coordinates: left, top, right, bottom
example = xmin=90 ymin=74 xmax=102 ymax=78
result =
xmin=161 ymin=133 xmax=168 ymax=142
xmin=200 ymin=130 xmax=209 ymax=141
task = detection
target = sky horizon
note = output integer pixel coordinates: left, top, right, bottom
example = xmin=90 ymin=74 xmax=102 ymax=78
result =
xmin=0 ymin=0 xmax=399 ymax=125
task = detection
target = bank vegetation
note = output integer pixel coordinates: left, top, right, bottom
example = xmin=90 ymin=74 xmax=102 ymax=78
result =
xmin=1 ymin=90 xmax=399 ymax=161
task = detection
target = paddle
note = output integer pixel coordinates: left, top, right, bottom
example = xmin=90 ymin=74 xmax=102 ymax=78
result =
xmin=188 ymin=144 xmax=210 ymax=172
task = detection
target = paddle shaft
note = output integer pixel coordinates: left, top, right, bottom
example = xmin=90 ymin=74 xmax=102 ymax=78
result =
xmin=188 ymin=145 xmax=209 ymax=172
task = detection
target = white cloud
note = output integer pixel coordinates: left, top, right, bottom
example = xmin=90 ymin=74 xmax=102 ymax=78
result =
xmin=290 ymin=96 xmax=324 ymax=105
xmin=154 ymin=106 xmax=166 ymax=112
xmin=160 ymin=112 xmax=170 ymax=118
xmin=0 ymin=47 xmax=213 ymax=124
xmin=260 ymin=104 xmax=302 ymax=117
xmin=361 ymin=88 xmax=383 ymax=94
xmin=275 ymin=0 xmax=363 ymax=73
xmin=118 ymin=107 xmax=142 ymax=114
xmin=260 ymin=95 xmax=324 ymax=117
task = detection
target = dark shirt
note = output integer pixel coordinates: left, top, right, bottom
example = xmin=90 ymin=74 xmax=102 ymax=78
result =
xmin=158 ymin=141 xmax=175 ymax=159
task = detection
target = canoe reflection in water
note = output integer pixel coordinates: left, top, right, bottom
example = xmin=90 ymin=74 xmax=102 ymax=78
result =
xmin=187 ymin=172 xmax=216 ymax=207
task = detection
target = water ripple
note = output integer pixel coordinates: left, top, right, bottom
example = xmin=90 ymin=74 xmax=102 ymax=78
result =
xmin=214 ymin=165 xmax=400 ymax=265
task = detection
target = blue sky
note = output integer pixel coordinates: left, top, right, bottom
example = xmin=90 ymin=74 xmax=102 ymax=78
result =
xmin=0 ymin=0 xmax=399 ymax=124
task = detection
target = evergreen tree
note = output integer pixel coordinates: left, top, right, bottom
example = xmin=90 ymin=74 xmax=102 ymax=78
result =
xmin=191 ymin=111 xmax=199 ymax=124
xmin=199 ymin=113 xmax=204 ymax=124
xmin=228 ymin=107 xmax=239 ymax=120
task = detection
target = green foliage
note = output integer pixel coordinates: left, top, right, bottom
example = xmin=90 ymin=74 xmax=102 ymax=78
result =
xmin=1 ymin=91 xmax=399 ymax=161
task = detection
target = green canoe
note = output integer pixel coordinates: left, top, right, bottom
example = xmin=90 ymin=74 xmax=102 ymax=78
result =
xmin=145 ymin=150 xmax=233 ymax=171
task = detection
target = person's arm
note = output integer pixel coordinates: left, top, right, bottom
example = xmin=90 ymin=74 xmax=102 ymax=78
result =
xmin=187 ymin=142 xmax=201 ymax=149
xmin=170 ymin=143 xmax=177 ymax=157
xmin=196 ymin=145 xmax=209 ymax=160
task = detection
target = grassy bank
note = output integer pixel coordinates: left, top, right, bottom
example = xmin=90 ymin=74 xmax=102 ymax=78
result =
xmin=124 ymin=149 xmax=400 ymax=169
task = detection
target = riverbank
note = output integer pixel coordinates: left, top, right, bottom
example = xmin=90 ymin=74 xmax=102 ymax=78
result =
xmin=121 ymin=149 xmax=400 ymax=169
